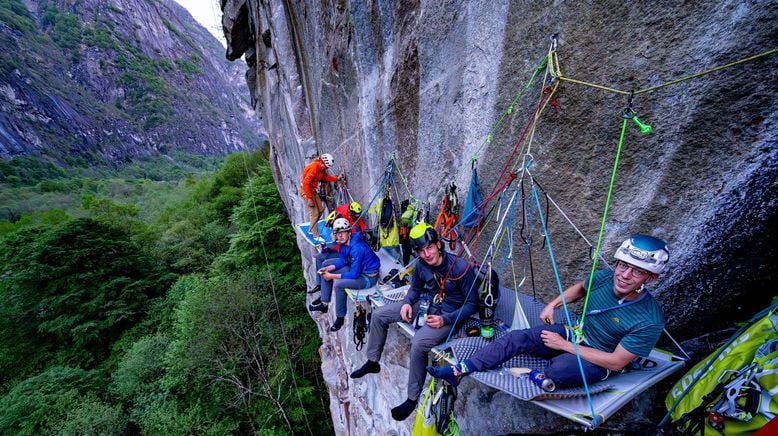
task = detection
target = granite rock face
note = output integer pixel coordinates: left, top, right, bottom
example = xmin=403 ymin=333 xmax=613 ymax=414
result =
xmin=0 ymin=0 xmax=264 ymax=163
xmin=222 ymin=0 xmax=777 ymax=433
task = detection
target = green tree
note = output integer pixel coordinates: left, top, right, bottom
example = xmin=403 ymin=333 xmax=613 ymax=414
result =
xmin=221 ymin=163 xmax=304 ymax=287
xmin=0 ymin=366 xmax=108 ymax=435
xmin=206 ymin=151 xmax=265 ymax=221
xmin=0 ymin=218 xmax=175 ymax=377
xmin=164 ymin=270 xmax=324 ymax=434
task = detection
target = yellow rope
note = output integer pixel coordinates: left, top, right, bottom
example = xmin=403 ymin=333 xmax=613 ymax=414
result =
xmin=557 ymin=75 xmax=630 ymax=95
xmin=554 ymin=47 xmax=777 ymax=96
xmin=635 ymin=48 xmax=778 ymax=94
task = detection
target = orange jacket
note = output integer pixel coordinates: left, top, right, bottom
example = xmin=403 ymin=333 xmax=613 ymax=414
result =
xmin=300 ymin=159 xmax=338 ymax=198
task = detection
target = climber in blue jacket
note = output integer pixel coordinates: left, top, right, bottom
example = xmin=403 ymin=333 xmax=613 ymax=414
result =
xmin=309 ymin=218 xmax=381 ymax=332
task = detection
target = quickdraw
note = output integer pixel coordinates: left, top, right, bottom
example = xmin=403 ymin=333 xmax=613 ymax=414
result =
xmin=434 ymin=183 xmax=459 ymax=250
xmin=431 ymin=348 xmax=460 ymax=435
xmin=353 ymin=298 xmax=371 ymax=351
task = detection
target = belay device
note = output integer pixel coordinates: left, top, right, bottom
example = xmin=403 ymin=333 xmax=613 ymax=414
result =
xmin=477 ymin=262 xmax=500 ymax=339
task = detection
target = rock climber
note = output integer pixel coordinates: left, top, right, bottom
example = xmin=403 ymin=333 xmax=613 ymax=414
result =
xmin=350 ymin=223 xmax=479 ymax=421
xmin=427 ymin=234 xmax=669 ymax=391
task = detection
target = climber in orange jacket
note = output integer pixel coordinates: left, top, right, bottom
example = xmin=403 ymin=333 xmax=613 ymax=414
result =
xmin=300 ymin=153 xmax=339 ymax=239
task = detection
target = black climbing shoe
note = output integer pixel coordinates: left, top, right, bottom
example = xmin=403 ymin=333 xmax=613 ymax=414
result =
xmin=391 ymin=398 xmax=417 ymax=421
xmin=308 ymin=302 xmax=328 ymax=313
xmin=330 ymin=316 xmax=343 ymax=332
xmin=330 ymin=317 xmax=344 ymax=332
xmin=308 ymin=284 xmax=321 ymax=294
xmin=350 ymin=360 xmax=380 ymax=379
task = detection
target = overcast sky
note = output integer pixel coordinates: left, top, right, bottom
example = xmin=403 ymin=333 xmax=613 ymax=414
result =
xmin=174 ymin=0 xmax=224 ymax=44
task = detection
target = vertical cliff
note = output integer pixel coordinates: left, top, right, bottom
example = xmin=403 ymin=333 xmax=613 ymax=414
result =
xmin=220 ymin=0 xmax=777 ymax=433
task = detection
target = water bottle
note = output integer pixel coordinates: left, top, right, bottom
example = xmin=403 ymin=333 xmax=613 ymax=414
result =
xmin=414 ymin=298 xmax=430 ymax=329
xmin=528 ymin=370 xmax=555 ymax=392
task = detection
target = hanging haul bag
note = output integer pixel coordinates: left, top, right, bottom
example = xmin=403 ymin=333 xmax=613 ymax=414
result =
xmin=380 ymin=194 xmax=394 ymax=228
xmin=413 ymin=378 xmax=439 ymax=436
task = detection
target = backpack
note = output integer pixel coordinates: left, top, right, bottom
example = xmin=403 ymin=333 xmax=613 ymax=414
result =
xmin=380 ymin=194 xmax=394 ymax=228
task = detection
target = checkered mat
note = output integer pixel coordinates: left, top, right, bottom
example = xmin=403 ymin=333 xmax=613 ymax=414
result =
xmin=371 ymin=286 xmax=407 ymax=305
xmin=449 ymin=336 xmax=614 ymax=400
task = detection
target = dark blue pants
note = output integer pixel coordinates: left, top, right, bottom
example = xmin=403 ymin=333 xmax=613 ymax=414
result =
xmin=466 ymin=324 xmax=609 ymax=389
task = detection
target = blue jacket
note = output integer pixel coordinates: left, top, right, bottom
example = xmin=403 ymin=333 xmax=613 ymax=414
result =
xmin=332 ymin=232 xmax=381 ymax=280
xmin=403 ymin=252 xmax=478 ymax=326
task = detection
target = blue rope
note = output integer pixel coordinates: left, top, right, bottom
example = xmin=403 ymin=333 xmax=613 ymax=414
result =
xmin=437 ymin=190 xmax=520 ymax=352
xmin=532 ymin=185 xmax=598 ymax=427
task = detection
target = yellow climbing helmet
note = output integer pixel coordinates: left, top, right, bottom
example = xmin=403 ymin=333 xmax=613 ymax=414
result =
xmin=349 ymin=201 xmax=362 ymax=216
xmin=409 ymin=223 xmax=439 ymax=251
xmin=325 ymin=210 xmax=338 ymax=227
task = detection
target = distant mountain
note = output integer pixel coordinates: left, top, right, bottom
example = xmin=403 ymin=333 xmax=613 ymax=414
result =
xmin=0 ymin=0 xmax=264 ymax=165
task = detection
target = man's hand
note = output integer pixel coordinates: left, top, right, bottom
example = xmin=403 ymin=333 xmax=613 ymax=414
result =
xmin=539 ymin=304 xmax=555 ymax=325
xmin=321 ymin=271 xmax=337 ymax=281
xmin=400 ymin=304 xmax=413 ymax=323
xmin=306 ymin=198 xmax=314 ymax=207
xmin=540 ymin=330 xmax=569 ymax=352
xmin=426 ymin=314 xmax=445 ymax=329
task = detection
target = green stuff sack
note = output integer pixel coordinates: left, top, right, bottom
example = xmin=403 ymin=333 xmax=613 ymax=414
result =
xmin=412 ymin=379 xmax=440 ymax=436
xmin=665 ymin=308 xmax=778 ymax=434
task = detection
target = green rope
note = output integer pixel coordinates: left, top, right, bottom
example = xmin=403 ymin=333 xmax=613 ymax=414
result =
xmin=469 ymin=55 xmax=549 ymax=163
xmin=391 ymin=155 xmax=416 ymax=201
xmin=578 ymin=116 xmax=628 ymax=333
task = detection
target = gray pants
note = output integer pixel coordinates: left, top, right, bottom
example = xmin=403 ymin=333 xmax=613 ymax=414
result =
xmin=366 ymin=302 xmax=455 ymax=400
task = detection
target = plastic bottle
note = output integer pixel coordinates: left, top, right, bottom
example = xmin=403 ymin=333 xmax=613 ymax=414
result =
xmin=415 ymin=298 xmax=430 ymax=329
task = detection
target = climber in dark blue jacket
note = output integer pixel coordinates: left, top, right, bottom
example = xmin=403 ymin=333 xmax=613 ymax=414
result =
xmin=309 ymin=218 xmax=381 ymax=332
xmin=350 ymin=223 xmax=478 ymax=421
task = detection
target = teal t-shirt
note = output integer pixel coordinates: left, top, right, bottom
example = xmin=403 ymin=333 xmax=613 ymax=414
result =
xmin=581 ymin=270 xmax=665 ymax=358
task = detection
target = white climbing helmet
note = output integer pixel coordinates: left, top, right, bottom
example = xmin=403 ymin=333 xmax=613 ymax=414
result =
xmin=320 ymin=153 xmax=334 ymax=168
xmin=614 ymin=234 xmax=670 ymax=274
xmin=332 ymin=217 xmax=351 ymax=234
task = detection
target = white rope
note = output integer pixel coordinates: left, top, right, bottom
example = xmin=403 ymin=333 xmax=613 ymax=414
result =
xmin=242 ymin=154 xmax=313 ymax=436
xmin=525 ymin=169 xmax=612 ymax=268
